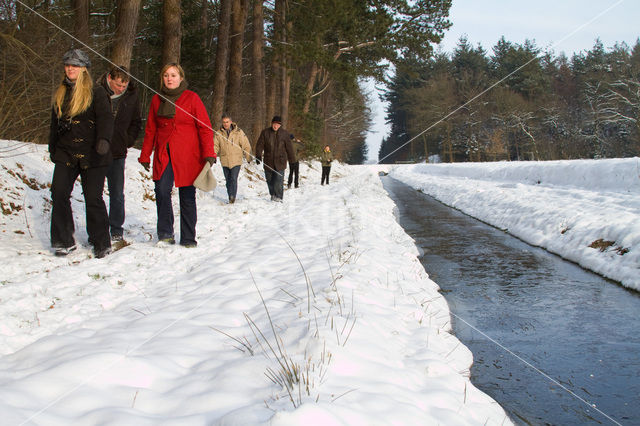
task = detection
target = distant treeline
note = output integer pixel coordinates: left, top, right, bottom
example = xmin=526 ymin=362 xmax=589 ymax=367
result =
xmin=379 ymin=37 xmax=640 ymax=163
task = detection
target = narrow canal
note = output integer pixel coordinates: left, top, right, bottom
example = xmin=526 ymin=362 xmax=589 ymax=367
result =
xmin=382 ymin=177 xmax=640 ymax=425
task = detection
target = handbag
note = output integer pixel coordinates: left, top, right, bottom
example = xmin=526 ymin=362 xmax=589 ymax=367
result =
xmin=193 ymin=163 xmax=217 ymax=192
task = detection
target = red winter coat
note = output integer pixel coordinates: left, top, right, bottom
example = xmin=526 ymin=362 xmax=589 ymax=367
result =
xmin=139 ymin=90 xmax=216 ymax=187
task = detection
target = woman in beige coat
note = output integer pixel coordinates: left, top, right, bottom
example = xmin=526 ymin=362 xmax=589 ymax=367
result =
xmin=321 ymin=144 xmax=334 ymax=185
xmin=215 ymin=114 xmax=252 ymax=203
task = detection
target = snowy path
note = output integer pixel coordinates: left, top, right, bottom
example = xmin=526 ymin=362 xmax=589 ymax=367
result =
xmin=0 ymin=140 xmax=509 ymax=425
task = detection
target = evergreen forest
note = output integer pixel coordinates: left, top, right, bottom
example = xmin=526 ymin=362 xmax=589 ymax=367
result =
xmin=2 ymin=1 xmax=638 ymax=165
xmin=0 ymin=0 xmax=452 ymax=164
xmin=379 ymin=37 xmax=640 ymax=163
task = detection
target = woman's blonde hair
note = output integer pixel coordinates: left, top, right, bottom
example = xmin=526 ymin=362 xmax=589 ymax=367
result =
xmin=53 ymin=67 xmax=93 ymax=118
xmin=160 ymin=63 xmax=185 ymax=88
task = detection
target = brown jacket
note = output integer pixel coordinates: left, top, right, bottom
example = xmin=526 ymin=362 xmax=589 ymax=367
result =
xmin=255 ymin=126 xmax=295 ymax=171
xmin=214 ymin=123 xmax=252 ymax=168
xmin=321 ymin=150 xmax=334 ymax=167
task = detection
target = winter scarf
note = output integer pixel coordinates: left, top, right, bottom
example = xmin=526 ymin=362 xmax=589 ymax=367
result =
xmin=157 ymin=80 xmax=188 ymax=118
xmin=57 ymin=78 xmax=75 ymax=119
xmin=64 ymin=77 xmax=76 ymax=90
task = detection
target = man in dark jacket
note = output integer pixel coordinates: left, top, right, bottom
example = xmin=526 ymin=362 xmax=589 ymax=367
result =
xmin=255 ymin=116 xmax=296 ymax=201
xmin=98 ymin=66 xmax=142 ymax=241
xmin=287 ymin=135 xmax=304 ymax=189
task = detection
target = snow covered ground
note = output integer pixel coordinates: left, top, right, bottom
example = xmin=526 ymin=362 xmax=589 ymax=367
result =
xmin=390 ymin=158 xmax=640 ymax=291
xmin=0 ymin=140 xmax=510 ymax=425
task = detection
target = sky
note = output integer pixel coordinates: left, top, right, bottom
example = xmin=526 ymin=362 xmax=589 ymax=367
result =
xmin=0 ymin=140 xmax=637 ymax=423
xmin=439 ymin=0 xmax=639 ymax=56
xmin=365 ymin=0 xmax=640 ymax=163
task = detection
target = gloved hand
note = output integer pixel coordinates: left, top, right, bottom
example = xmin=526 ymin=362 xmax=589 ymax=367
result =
xmin=205 ymin=156 xmax=216 ymax=166
xmin=96 ymin=139 xmax=110 ymax=155
xmin=140 ymin=162 xmax=150 ymax=172
xmin=256 ymin=157 xmax=261 ymax=165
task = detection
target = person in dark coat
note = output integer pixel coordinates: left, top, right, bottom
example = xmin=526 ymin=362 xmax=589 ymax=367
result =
xmin=49 ymin=48 xmax=114 ymax=258
xmin=255 ymin=116 xmax=296 ymax=201
xmin=98 ymin=66 xmax=142 ymax=241
xmin=287 ymin=135 xmax=304 ymax=189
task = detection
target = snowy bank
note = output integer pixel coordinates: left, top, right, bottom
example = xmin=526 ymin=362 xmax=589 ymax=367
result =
xmin=390 ymin=158 xmax=640 ymax=290
xmin=0 ymin=140 xmax=510 ymax=425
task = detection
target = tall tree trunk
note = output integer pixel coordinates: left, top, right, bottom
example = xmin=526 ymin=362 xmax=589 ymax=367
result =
xmin=266 ymin=67 xmax=277 ymax=124
xmin=320 ymin=89 xmax=330 ymax=146
xmin=446 ymin=121 xmax=453 ymax=162
xmin=422 ymin=134 xmax=428 ymax=161
xmin=162 ymin=0 xmax=181 ymax=65
xmin=211 ymin=0 xmax=232 ymax=128
xmin=111 ymin=0 xmax=142 ymax=68
xmin=281 ymin=69 xmax=291 ymax=126
xmin=227 ymin=0 xmax=249 ymax=120
xmin=268 ymin=0 xmax=285 ymax=120
xmin=302 ymin=62 xmax=319 ymax=114
xmin=201 ymin=0 xmax=209 ymax=49
xmin=71 ymin=0 xmax=89 ymax=46
xmin=410 ymin=135 xmax=414 ymax=160
xmin=281 ymin=19 xmax=292 ymax=125
xmin=250 ymin=0 xmax=266 ymax=146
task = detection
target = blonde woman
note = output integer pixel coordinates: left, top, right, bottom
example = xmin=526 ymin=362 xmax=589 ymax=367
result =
xmin=321 ymin=144 xmax=333 ymax=185
xmin=49 ymin=49 xmax=114 ymax=258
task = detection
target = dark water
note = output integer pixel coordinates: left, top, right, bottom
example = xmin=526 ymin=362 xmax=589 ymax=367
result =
xmin=382 ymin=177 xmax=640 ymax=426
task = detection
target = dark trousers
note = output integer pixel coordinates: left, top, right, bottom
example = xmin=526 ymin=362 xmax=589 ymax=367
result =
xmin=155 ymin=160 xmax=197 ymax=245
xmin=287 ymin=161 xmax=299 ymax=188
xmin=106 ymin=157 xmax=126 ymax=237
xmin=321 ymin=166 xmax=331 ymax=185
xmin=50 ymin=163 xmax=110 ymax=251
xmin=264 ymin=168 xmax=284 ymax=200
xmin=223 ymin=165 xmax=240 ymax=199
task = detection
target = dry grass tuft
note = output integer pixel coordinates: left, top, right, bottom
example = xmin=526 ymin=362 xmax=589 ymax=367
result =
xmin=142 ymin=189 xmax=155 ymax=202
xmin=588 ymin=238 xmax=630 ymax=256
xmin=588 ymin=239 xmax=615 ymax=252
xmin=6 ymin=166 xmax=48 ymax=190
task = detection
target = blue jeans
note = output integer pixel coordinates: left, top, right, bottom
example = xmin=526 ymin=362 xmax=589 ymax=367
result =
xmin=264 ymin=169 xmax=284 ymax=200
xmin=155 ymin=161 xmax=197 ymax=245
xmin=106 ymin=158 xmax=126 ymax=237
xmin=223 ymin=165 xmax=240 ymax=199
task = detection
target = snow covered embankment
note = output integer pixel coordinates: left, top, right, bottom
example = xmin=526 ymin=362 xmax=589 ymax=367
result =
xmin=0 ymin=140 xmax=510 ymax=425
xmin=390 ymin=158 xmax=640 ymax=291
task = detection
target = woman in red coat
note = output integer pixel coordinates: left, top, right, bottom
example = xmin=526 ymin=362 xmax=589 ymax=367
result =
xmin=139 ymin=63 xmax=216 ymax=247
